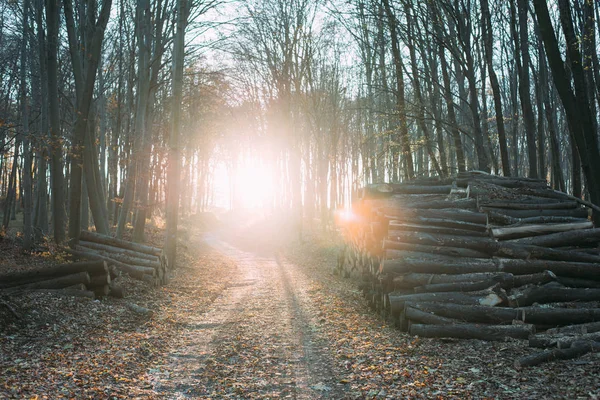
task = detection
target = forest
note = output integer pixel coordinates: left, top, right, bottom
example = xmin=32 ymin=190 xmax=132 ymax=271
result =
xmin=0 ymin=0 xmax=599 ymax=261
xmin=2 ymin=0 xmax=600 ymax=397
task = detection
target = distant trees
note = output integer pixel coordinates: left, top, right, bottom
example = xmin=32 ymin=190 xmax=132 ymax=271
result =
xmin=0 ymin=0 xmax=599 ymax=248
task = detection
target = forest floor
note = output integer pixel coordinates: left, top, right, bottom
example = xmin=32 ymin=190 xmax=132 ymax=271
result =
xmin=1 ymin=213 xmax=600 ymax=399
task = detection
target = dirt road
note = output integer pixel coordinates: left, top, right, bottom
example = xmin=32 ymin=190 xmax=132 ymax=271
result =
xmin=151 ymin=235 xmax=347 ymax=399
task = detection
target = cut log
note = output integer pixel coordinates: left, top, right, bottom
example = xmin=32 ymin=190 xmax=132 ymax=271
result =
xmin=0 ymin=261 xmax=108 ymax=288
xmin=409 ymin=302 xmax=600 ymax=326
xmin=382 ymin=253 xmax=500 ymax=274
xmin=78 ymin=240 xmax=159 ymax=261
xmin=413 ymin=272 xmax=555 ymax=292
xmin=529 ymin=331 xmax=600 ymax=349
xmin=526 ymin=188 xmax=600 ymax=213
xmin=88 ymin=273 xmax=111 ymax=287
xmin=404 ymin=306 xmax=462 ymax=325
xmin=509 ymin=228 xmax=600 ymax=248
xmin=66 ymin=249 xmax=156 ymax=280
xmin=398 ymin=217 xmax=489 ymax=232
xmin=389 ymin=225 xmax=488 ymax=237
xmin=516 ymin=216 xmax=589 ymax=225
xmin=399 ymin=198 xmax=477 ymax=210
xmin=384 ymin=242 xmax=490 ymax=259
xmin=546 ymin=321 xmax=600 ymax=335
xmin=382 ymin=184 xmax=453 ymax=195
xmin=383 ymin=208 xmax=488 ymax=225
xmin=480 ymin=201 xmax=579 ymax=210
xmin=414 ymin=279 xmax=501 ymax=294
xmin=79 ymin=231 xmax=161 ymax=256
xmin=388 ymin=290 xmax=504 ymax=315
xmin=491 ymin=222 xmax=593 ymax=240
xmin=409 ymin=323 xmax=535 ymax=341
xmin=515 ymin=340 xmax=600 ymax=369
xmin=457 ymin=177 xmax=548 ymax=189
xmin=508 ymin=271 xmax=557 ymax=288
xmin=508 ymin=285 xmax=600 ymax=307
xmin=1 ymin=272 xmax=91 ymax=292
xmin=555 ymin=277 xmax=600 ymax=289
xmin=382 ymin=253 xmax=600 ymax=280
xmin=394 ymin=272 xmax=512 ymax=288
xmin=481 ymin=207 xmax=588 ymax=219
xmin=76 ymin=245 xmax=161 ymax=269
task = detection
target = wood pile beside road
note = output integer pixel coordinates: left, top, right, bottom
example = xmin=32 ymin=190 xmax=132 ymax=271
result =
xmin=338 ymin=171 xmax=600 ymax=367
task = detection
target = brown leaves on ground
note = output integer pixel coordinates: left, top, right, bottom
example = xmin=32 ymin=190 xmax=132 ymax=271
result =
xmin=285 ymin=235 xmax=600 ymax=399
xmin=0 ymin=225 xmax=237 ymax=399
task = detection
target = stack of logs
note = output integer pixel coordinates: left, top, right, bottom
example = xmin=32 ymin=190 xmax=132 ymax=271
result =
xmin=67 ymin=231 xmax=169 ymax=288
xmin=0 ymin=260 xmax=116 ymax=299
xmin=0 ymin=231 xmax=169 ymax=300
xmin=340 ymin=171 xmax=600 ymax=367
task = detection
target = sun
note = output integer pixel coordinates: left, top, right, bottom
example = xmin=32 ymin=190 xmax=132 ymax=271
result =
xmin=211 ymin=156 xmax=276 ymax=211
xmin=232 ymin=160 xmax=275 ymax=209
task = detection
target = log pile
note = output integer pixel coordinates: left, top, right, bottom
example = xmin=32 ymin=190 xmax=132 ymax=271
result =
xmin=67 ymin=231 xmax=169 ymax=288
xmin=339 ymin=171 xmax=600 ymax=367
xmin=0 ymin=260 xmax=113 ymax=299
xmin=0 ymin=231 xmax=169 ymax=300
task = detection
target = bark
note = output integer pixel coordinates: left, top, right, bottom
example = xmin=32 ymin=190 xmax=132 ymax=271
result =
xmin=165 ymin=0 xmax=188 ymax=268
xmin=409 ymin=302 xmax=600 ymax=326
xmin=0 ymin=261 xmax=107 ymax=288
xmin=385 ymin=243 xmax=490 ymax=259
xmin=480 ymin=0 xmax=511 ymax=176
xmin=383 ymin=253 xmax=600 ymax=280
xmin=382 ymin=0 xmax=414 ymax=180
xmin=388 ymin=224 xmax=488 ymax=237
xmin=509 ymin=285 xmax=600 ymax=307
xmin=480 ymin=207 xmax=588 ymax=219
xmin=46 ymin=0 xmax=66 ymax=243
xmin=404 ymin=3 xmax=442 ymax=177
xmin=389 ymin=290 xmax=504 ymax=315
xmin=515 ymin=340 xmax=600 ymax=369
xmin=491 ymin=221 xmax=593 ymax=240
xmin=382 ymin=208 xmax=488 ymax=225
xmin=404 ymin=306 xmax=460 ymax=325
xmin=2 ymin=272 xmax=91 ymax=292
xmin=409 ymin=323 xmax=534 ymax=341
xmin=546 ymin=321 xmax=600 ymax=335
xmin=67 ymin=248 xmax=156 ymax=280
xmin=79 ymin=231 xmax=161 ymax=255
xmin=20 ymin=0 xmax=32 ymax=250
xmin=64 ymin=0 xmax=112 ymax=241
xmin=384 ymin=231 xmax=600 ymax=263
xmin=509 ymin=228 xmax=600 ymax=247
xmin=512 ymin=0 xmax=538 ymax=178
xmin=77 ymin=244 xmax=160 ymax=269
xmin=394 ymin=272 xmax=513 ymax=288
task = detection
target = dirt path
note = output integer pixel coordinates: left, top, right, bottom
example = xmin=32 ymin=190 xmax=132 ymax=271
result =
xmin=151 ymin=234 xmax=347 ymax=399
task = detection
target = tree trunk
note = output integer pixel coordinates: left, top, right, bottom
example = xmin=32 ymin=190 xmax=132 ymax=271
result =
xmin=165 ymin=0 xmax=188 ymax=268
xmin=382 ymin=0 xmax=413 ymax=180
xmin=480 ymin=0 xmax=510 ymax=176
xmin=46 ymin=0 xmax=66 ymax=243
